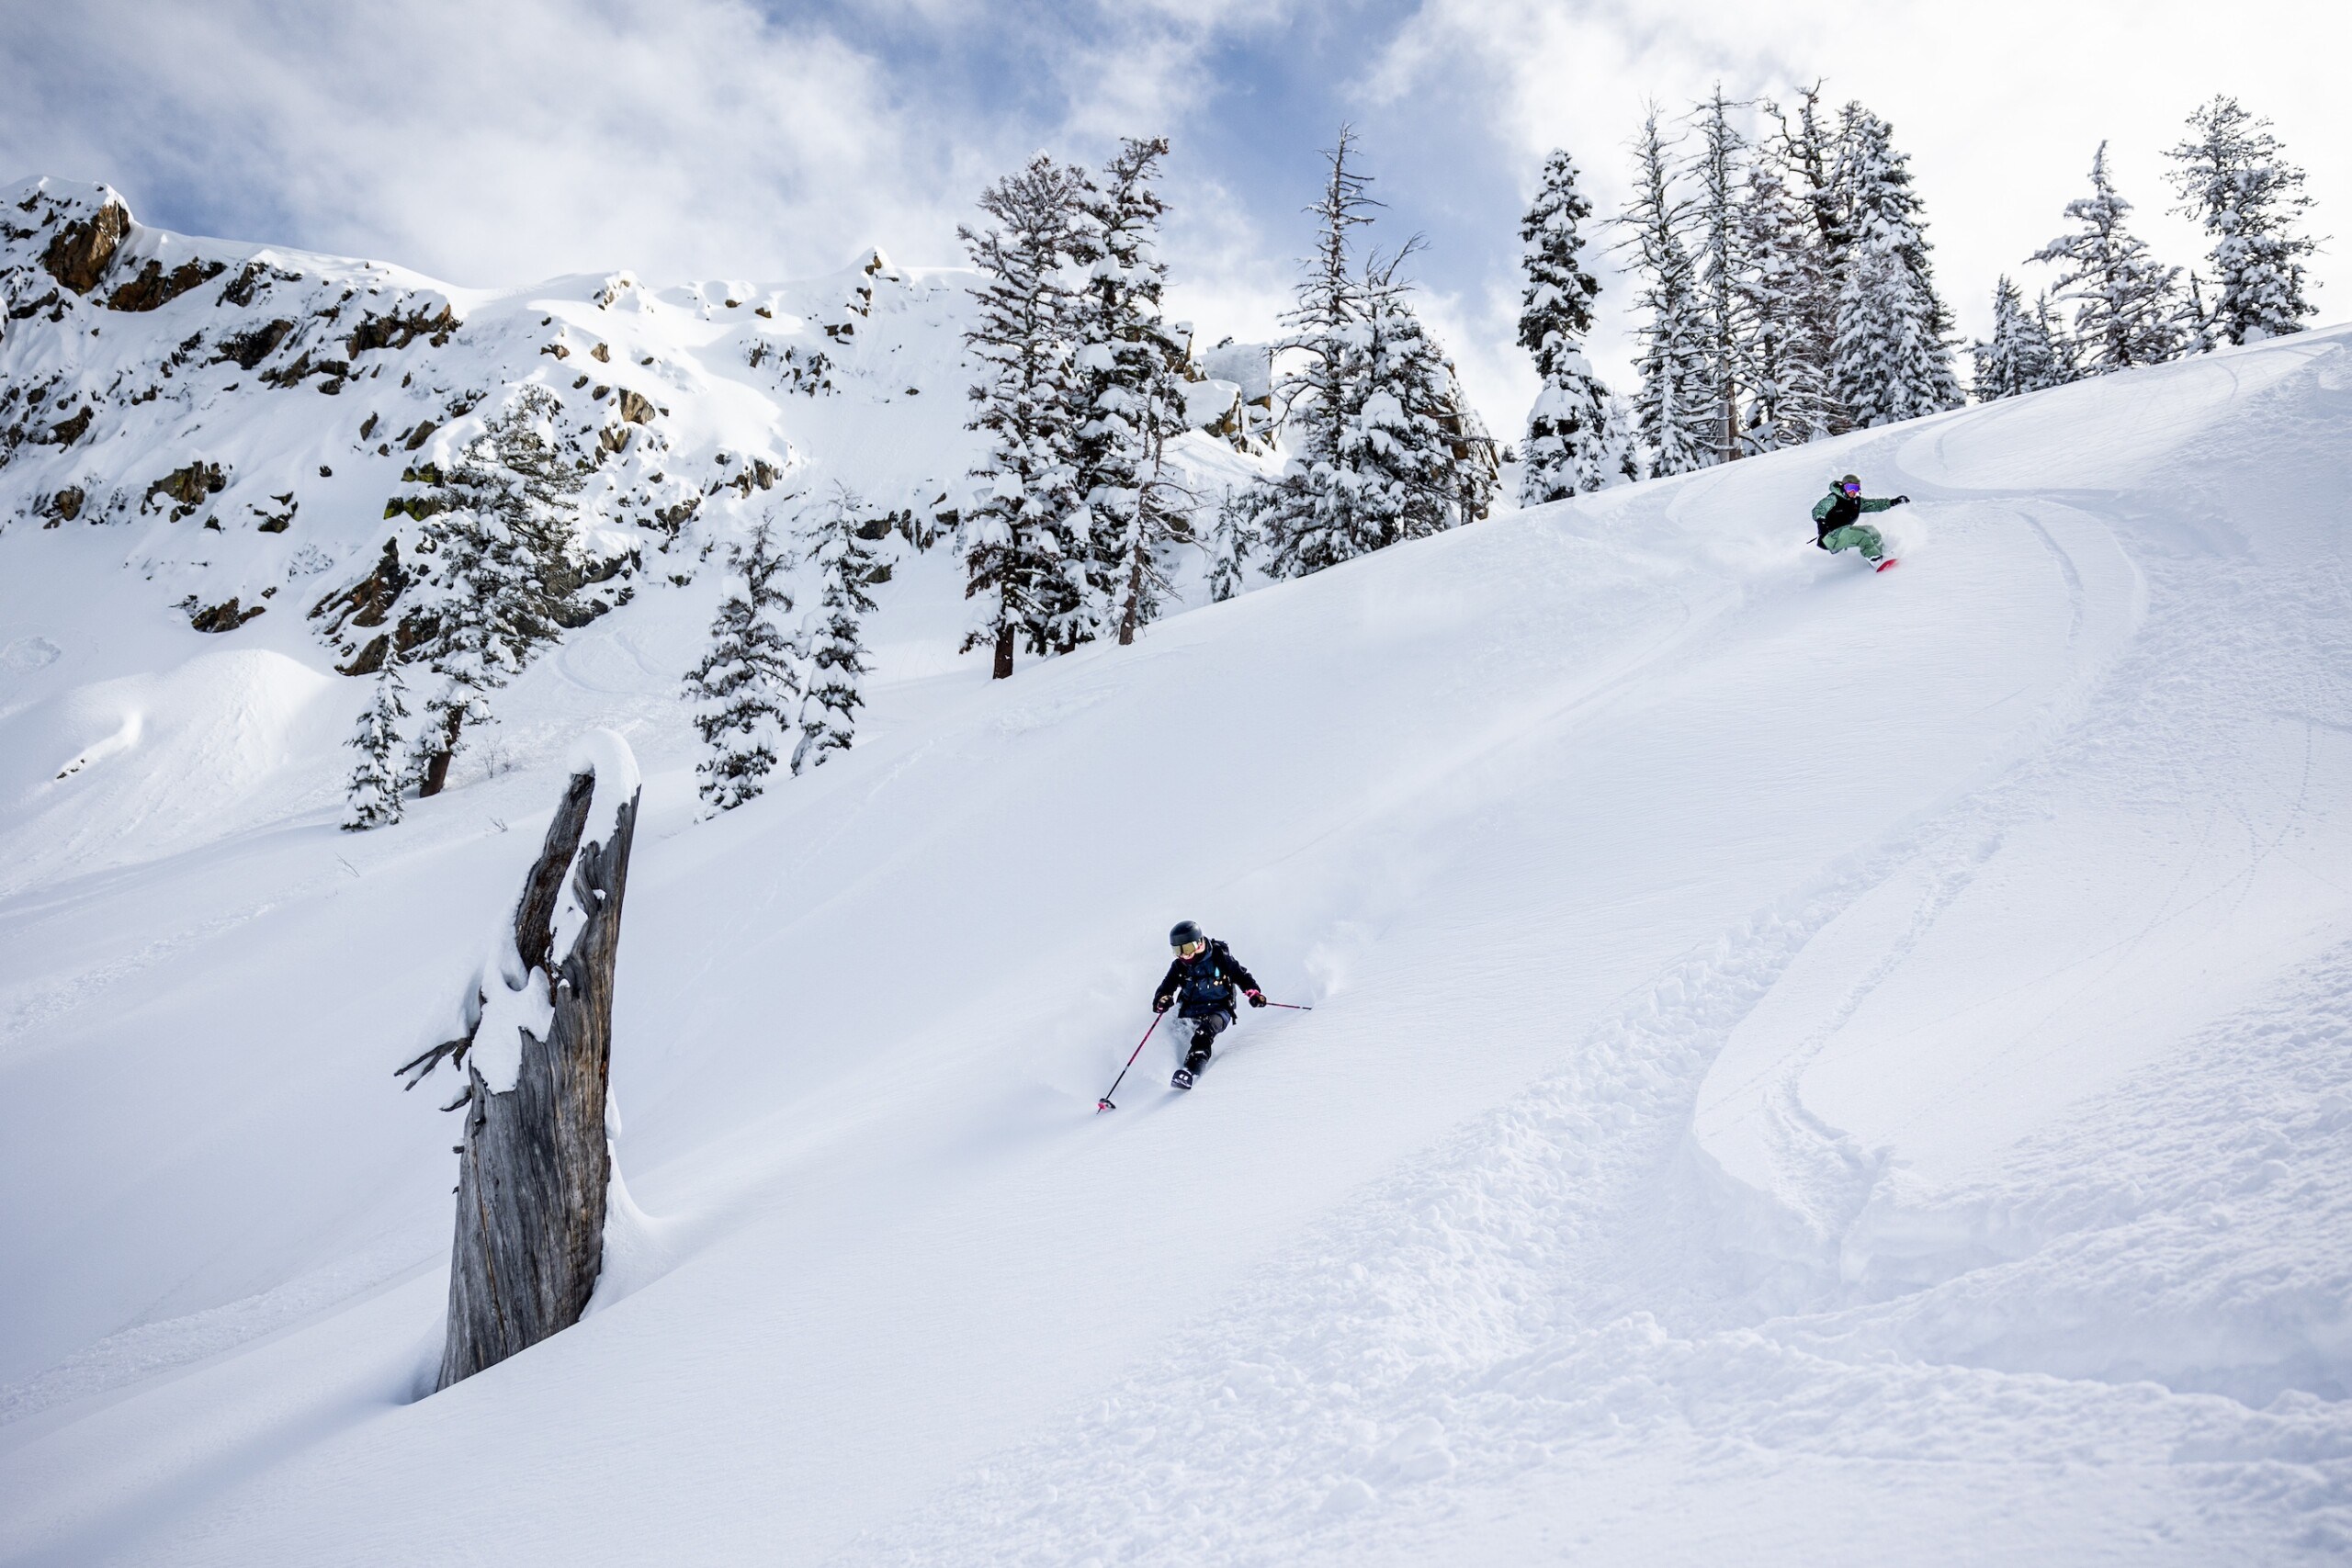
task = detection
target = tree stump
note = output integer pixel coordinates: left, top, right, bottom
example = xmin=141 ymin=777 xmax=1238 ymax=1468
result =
xmin=401 ymin=737 xmax=640 ymax=1391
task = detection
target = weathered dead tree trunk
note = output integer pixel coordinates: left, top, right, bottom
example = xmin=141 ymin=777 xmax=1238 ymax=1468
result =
xmin=397 ymin=736 xmax=640 ymax=1391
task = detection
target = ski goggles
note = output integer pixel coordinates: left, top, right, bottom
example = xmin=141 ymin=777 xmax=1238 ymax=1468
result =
xmin=1174 ymin=939 xmax=1206 ymax=957
xmin=1840 ymin=482 xmax=1861 ymax=494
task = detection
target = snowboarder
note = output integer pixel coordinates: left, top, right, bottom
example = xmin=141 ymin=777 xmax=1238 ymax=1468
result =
xmin=1812 ymin=473 xmax=1909 ymax=568
xmin=1152 ymin=920 xmax=1266 ymax=1089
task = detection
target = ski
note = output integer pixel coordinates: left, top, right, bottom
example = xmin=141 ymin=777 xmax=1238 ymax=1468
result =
xmin=1170 ymin=1066 xmax=1195 ymax=1090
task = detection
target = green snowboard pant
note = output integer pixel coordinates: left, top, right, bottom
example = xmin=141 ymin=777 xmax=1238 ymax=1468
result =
xmin=1821 ymin=523 xmax=1884 ymax=562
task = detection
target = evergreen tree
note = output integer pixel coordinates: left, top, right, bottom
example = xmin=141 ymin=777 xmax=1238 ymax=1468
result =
xmin=793 ymin=488 xmax=881 ymax=775
xmin=1760 ymin=85 xmax=1851 ymax=434
xmin=1239 ymin=127 xmax=1380 ymax=579
xmin=2035 ymin=288 xmax=2084 ymax=385
xmin=2165 ymin=96 xmax=2321 ymax=344
xmin=1972 ymin=274 xmax=2066 ymax=400
xmin=1734 ymin=155 xmax=1833 ymax=448
xmin=1206 ymin=486 xmax=1255 ymax=602
xmin=403 ymin=386 xmax=593 ymax=796
xmin=1828 ymin=105 xmax=1963 ymax=427
xmin=2031 ymin=143 xmax=2186 ymax=373
xmin=1617 ymin=107 xmax=1712 ymax=476
xmin=1238 ymin=133 xmax=1493 ymax=577
xmin=342 ymin=659 xmax=410 ymax=831
xmin=961 ymin=154 xmax=1089 ymax=679
xmin=1515 ymin=148 xmax=1624 ymax=502
xmin=1690 ymin=85 xmax=1749 ymax=463
xmin=1069 ymin=136 xmax=1193 ymax=646
xmin=684 ymin=520 xmax=798 ymax=812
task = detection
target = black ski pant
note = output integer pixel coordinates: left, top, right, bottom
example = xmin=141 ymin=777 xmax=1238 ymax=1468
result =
xmin=1180 ymin=1010 xmax=1230 ymax=1068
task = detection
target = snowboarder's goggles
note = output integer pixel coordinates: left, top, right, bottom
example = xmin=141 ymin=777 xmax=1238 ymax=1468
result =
xmin=1841 ymin=482 xmax=1860 ymax=493
xmin=1174 ymin=939 xmax=1206 ymax=957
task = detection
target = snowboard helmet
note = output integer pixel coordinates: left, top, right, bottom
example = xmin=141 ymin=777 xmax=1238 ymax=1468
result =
xmin=1169 ymin=919 xmax=1205 ymax=952
xmin=1839 ymin=473 xmax=1861 ymax=492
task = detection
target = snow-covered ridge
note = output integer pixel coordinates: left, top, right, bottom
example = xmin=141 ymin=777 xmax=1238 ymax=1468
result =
xmin=0 ymin=176 xmax=995 ymax=653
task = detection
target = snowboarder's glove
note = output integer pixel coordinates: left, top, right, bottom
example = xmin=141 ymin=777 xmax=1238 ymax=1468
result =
xmin=1246 ymin=990 xmax=1267 ymax=1008
xmin=1892 ymin=494 xmax=1910 ymax=505
xmin=1153 ymin=998 xmax=1172 ymax=1013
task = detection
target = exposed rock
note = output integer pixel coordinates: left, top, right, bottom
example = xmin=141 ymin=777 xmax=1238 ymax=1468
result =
xmin=345 ymin=302 xmax=458 ymax=357
xmin=359 ymin=412 xmax=378 ymax=440
xmin=47 ymin=406 xmax=92 ymax=446
xmin=184 ymin=595 xmax=266 ymax=632
xmin=216 ymin=318 xmax=294 ymax=370
xmin=254 ymin=491 xmax=297 ymax=533
xmin=105 ymin=256 xmax=226 ymax=312
xmin=590 ymin=342 xmax=610 ymax=363
xmin=616 ymin=389 xmax=655 ymax=424
xmin=217 ymin=258 xmax=303 ymax=308
xmin=146 ymin=459 xmax=226 ymax=519
xmin=402 ymin=418 xmax=437 ymax=451
xmin=311 ymin=536 xmax=408 ymax=643
xmin=541 ymin=341 xmax=571 ymax=359
xmin=44 ymin=487 xmax=84 ymax=525
xmin=42 ymin=198 xmax=130 ymax=293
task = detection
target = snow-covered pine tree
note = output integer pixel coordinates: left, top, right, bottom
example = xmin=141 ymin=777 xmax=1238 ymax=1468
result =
xmin=403 ymin=386 xmax=593 ymax=796
xmin=1762 ymin=84 xmax=1852 ymax=435
xmin=1355 ymin=255 xmax=1498 ymax=535
xmin=1617 ymin=107 xmax=1712 ymax=476
xmin=2165 ymin=96 xmax=2321 ymax=345
xmin=1690 ymin=85 xmax=1749 ymax=464
xmin=793 ymin=487 xmax=882 ymax=774
xmin=1827 ymin=105 xmax=1964 ymax=427
xmin=1515 ymin=148 xmax=1624 ymax=503
xmin=2030 ymin=143 xmax=2186 ymax=373
xmin=342 ymin=659 xmax=410 ymax=831
xmin=1972 ymin=274 xmax=2066 ymax=400
xmin=1070 ymin=136 xmax=1192 ymax=646
xmin=1734 ymin=155 xmax=1833 ymax=449
xmin=2031 ymin=288 xmax=2088 ymax=385
xmin=961 ymin=154 xmax=1089 ymax=679
xmin=1206 ymin=486 xmax=1255 ymax=602
xmin=1242 ymin=126 xmax=1380 ymax=579
xmin=684 ymin=519 xmax=798 ymax=811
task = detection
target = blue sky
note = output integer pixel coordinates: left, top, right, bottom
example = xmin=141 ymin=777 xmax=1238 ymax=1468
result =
xmin=3 ymin=0 xmax=2343 ymax=427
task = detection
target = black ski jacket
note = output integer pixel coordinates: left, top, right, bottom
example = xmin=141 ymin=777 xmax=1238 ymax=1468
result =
xmin=1153 ymin=939 xmax=1261 ymax=1020
xmin=1812 ymin=486 xmax=1898 ymax=546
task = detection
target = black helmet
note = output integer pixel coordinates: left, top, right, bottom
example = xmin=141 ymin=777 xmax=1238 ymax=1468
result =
xmin=1169 ymin=919 xmax=1204 ymax=949
xmin=1839 ymin=472 xmax=1861 ymax=488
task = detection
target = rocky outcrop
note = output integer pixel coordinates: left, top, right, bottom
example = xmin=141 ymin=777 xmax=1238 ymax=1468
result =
xmin=40 ymin=197 xmax=128 ymax=293
xmin=106 ymin=256 xmax=226 ymax=312
xmin=146 ymin=459 xmax=226 ymax=519
xmin=184 ymin=595 xmax=266 ymax=632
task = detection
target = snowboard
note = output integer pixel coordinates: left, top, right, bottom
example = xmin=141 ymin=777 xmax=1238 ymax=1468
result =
xmin=1875 ymin=557 xmax=1900 ymax=573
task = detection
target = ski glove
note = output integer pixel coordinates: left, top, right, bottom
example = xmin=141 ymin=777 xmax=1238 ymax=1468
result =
xmin=1246 ymin=990 xmax=1268 ymax=1008
xmin=1153 ymin=998 xmax=1172 ymax=1013
xmin=1892 ymin=495 xmax=1911 ymax=505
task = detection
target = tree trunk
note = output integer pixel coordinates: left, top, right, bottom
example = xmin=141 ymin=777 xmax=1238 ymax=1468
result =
xmin=992 ymin=624 xmax=1014 ymax=680
xmin=437 ymin=761 xmax=640 ymax=1390
xmin=419 ymin=708 xmax=462 ymax=798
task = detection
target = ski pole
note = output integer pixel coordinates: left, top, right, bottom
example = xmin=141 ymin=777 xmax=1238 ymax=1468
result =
xmin=1096 ymin=1013 xmax=1162 ymax=1113
xmin=1262 ymin=1000 xmax=1313 ymax=1010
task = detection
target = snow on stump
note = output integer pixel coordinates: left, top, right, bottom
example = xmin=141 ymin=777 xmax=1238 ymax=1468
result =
xmin=399 ymin=731 xmax=642 ymax=1391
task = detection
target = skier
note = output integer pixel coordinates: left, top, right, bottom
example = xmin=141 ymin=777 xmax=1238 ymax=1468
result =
xmin=1812 ymin=473 xmax=1909 ymax=568
xmin=1152 ymin=920 xmax=1266 ymax=1089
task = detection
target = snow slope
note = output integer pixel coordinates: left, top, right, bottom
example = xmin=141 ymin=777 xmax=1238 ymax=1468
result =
xmin=2 ymin=308 xmax=2349 ymax=1563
